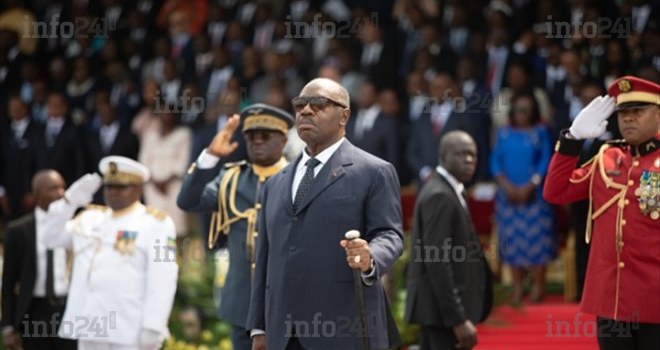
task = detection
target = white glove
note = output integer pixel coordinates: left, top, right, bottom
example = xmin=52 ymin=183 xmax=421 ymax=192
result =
xmin=139 ymin=329 xmax=162 ymax=349
xmin=568 ymin=95 xmax=616 ymax=140
xmin=64 ymin=173 xmax=102 ymax=207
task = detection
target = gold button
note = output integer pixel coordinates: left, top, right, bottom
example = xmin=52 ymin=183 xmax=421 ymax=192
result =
xmin=618 ymin=241 xmax=624 ymax=248
xmin=618 ymin=262 xmax=625 ymax=268
xmin=628 ymin=180 xmax=634 ymax=186
xmin=255 ymin=203 xmax=262 ymax=209
xmin=621 ymin=219 xmax=626 ymax=225
xmin=624 ymin=199 xmax=630 ymax=206
xmin=633 ymin=161 xmax=639 ymax=167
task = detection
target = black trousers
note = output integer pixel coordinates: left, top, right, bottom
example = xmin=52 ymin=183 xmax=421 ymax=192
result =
xmin=597 ymin=317 xmax=660 ymax=350
xmin=21 ymin=297 xmax=77 ymax=350
xmin=285 ymin=336 xmax=306 ymax=350
xmin=420 ymin=325 xmax=467 ymax=350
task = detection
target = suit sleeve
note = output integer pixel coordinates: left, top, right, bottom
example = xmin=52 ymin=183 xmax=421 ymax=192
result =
xmin=406 ymin=121 xmax=425 ymax=179
xmin=1 ymin=225 xmax=21 ymax=329
xmin=142 ymin=217 xmax=179 ymax=334
xmin=543 ymin=132 xmax=594 ymax=204
xmin=364 ymin=163 xmax=404 ymax=281
xmin=246 ymin=181 xmax=270 ymax=332
xmin=176 ymin=165 xmax=223 ymax=212
xmin=420 ymin=191 xmax=467 ymax=327
xmin=41 ymin=198 xmax=76 ymax=248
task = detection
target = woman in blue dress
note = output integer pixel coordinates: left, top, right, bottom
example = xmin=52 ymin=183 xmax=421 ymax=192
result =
xmin=491 ymin=91 xmax=556 ymax=304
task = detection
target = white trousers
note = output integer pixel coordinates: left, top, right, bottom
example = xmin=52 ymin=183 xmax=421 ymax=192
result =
xmin=78 ymin=340 xmax=160 ymax=350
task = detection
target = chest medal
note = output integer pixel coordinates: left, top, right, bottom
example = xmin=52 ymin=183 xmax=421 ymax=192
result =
xmin=115 ymin=230 xmax=138 ymax=255
xmin=635 ymin=171 xmax=660 ymax=220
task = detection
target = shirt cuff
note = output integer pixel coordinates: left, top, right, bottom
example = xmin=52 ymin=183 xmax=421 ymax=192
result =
xmin=419 ymin=166 xmax=432 ymax=181
xmin=250 ymin=329 xmax=265 ymax=338
xmin=197 ymin=149 xmax=221 ymax=169
xmin=360 ymin=259 xmax=377 ymax=286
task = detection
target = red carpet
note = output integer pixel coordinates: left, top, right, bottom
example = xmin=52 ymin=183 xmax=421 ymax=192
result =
xmin=476 ymin=295 xmax=600 ymax=350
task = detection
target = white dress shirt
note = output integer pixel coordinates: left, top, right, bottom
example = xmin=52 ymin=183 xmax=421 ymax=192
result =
xmin=99 ymin=121 xmax=120 ymax=153
xmin=34 ymin=208 xmax=69 ymax=297
xmin=291 ymin=137 xmax=345 ymax=201
xmin=353 ymin=105 xmax=381 ymax=140
xmin=11 ymin=117 xmax=29 ymax=141
xmin=436 ymin=165 xmax=467 ymax=210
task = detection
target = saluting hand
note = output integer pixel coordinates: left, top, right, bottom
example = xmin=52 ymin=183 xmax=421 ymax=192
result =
xmin=207 ymin=114 xmax=241 ymax=157
xmin=568 ymin=95 xmax=615 ymax=140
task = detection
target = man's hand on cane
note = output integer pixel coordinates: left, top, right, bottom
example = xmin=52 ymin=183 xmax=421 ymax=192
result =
xmin=568 ymin=95 xmax=616 ymax=140
xmin=340 ymin=236 xmax=372 ymax=272
xmin=207 ymin=114 xmax=241 ymax=157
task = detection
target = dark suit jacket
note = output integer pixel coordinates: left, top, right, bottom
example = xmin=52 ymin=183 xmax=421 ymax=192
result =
xmin=246 ymin=140 xmax=403 ymax=350
xmin=86 ymin=123 xmax=140 ymax=168
xmin=0 ymin=120 xmax=43 ymax=219
xmin=37 ymin=118 xmax=87 ymax=186
xmin=345 ymin=111 xmax=400 ymax=171
xmin=1 ymin=214 xmax=38 ymax=330
xmin=406 ymin=111 xmax=486 ymax=181
xmin=405 ymin=172 xmax=492 ymax=327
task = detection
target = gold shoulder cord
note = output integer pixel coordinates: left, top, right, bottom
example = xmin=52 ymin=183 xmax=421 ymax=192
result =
xmin=208 ymin=166 xmax=241 ymax=248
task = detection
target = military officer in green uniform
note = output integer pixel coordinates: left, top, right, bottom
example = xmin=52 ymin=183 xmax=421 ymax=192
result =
xmin=176 ymin=103 xmax=293 ymax=350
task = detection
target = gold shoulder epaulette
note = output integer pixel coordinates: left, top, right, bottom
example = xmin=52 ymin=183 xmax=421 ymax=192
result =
xmin=145 ymin=206 xmax=167 ymax=220
xmin=85 ymin=204 xmax=107 ymax=211
xmin=224 ymin=160 xmax=248 ymax=168
xmin=605 ymin=139 xmax=627 ymax=146
xmin=73 ymin=204 xmax=107 ymax=219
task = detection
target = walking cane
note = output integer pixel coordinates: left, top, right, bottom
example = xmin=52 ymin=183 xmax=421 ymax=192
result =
xmin=345 ymin=230 xmax=371 ymax=350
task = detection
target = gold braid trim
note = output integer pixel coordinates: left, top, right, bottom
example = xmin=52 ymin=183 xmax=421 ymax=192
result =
xmin=569 ymin=155 xmax=598 ymax=184
xmin=208 ymin=166 xmax=242 ymax=249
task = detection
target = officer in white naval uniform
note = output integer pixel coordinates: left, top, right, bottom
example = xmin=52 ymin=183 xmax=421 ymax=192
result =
xmin=41 ymin=156 xmax=179 ymax=350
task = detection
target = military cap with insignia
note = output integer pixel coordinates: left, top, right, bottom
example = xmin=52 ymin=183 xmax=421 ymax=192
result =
xmin=99 ymin=156 xmax=150 ymax=185
xmin=607 ymin=75 xmax=660 ymax=111
xmin=240 ymin=103 xmax=294 ymax=135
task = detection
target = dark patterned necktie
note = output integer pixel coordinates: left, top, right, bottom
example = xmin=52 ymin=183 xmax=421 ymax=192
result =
xmin=46 ymin=249 xmax=56 ymax=303
xmin=293 ymin=158 xmax=320 ymax=211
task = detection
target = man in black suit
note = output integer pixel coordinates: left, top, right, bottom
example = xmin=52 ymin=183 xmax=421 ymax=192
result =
xmin=37 ymin=93 xmax=87 ymax=186
xmin=1 ymin=170 xmax=77 ymax=350
xmin=405 ymin=131 xmax=492 ymax=350
xmin=0 ymin=96 xmax=43 ymax=219
xmin=346 ymin=80 xmax=399 ymax=169
xmin=86 ymin=101 xmax=140 ymax=203
xmin=406 ymin=74 xmax=486 ymax=183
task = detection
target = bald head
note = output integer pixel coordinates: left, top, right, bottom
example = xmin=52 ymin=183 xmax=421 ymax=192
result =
xmin=32 ymin=170 xmax=66 ymax=210
xmin=438 ymin=131 xmax=477 ymax=183
xmin=301 ymin=78 xmax=350 ymax=108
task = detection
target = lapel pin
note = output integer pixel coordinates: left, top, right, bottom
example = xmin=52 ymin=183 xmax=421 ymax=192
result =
xmin=331 ymin=171 xmax=337 ymax=178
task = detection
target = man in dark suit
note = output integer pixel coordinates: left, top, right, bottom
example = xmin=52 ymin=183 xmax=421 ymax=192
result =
xmin=247 ymin=78 xmax=403 ymax=350
xmin=178 ymin=103 xmax=293 ymax=350
xmin=86 ymin=102 xmax=140 ymax=204
xmin=406 ymin=74 xmax=485 ymax=183
xmin=37 ymin=93 xmax=86 ymax=186
xmin=405 ymin=131 xmax=492 ymax=350
xmin=0 ymin=96 xmax=43 ymax=219
xmin=1 ymin=170 xmax=77 ymax=350
xmin=346 ymin=80 xmax=399 ymax=169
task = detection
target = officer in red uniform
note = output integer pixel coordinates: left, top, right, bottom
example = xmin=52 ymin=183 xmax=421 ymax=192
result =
xmin=544 ymin=76 xmax=659 ymax=350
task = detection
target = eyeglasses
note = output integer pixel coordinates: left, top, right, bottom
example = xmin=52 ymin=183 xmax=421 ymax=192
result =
xmin=291 ymin=96 xmax=347 ymax=112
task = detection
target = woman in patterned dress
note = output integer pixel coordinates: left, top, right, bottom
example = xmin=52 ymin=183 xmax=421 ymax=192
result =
xmin=491 ymin=91 xmax=556 ymax=303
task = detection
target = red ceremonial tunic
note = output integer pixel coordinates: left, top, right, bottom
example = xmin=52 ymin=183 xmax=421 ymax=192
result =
xmin=544 ymin=133 xmax=660 ymax=324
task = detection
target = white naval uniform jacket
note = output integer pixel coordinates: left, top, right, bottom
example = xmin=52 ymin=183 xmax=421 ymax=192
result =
xmin=41 ymin=200 xmax=178 ymax=345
